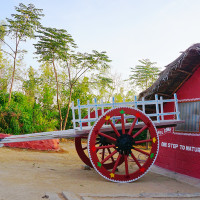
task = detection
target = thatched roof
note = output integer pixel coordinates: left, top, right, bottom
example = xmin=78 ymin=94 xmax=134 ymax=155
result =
xmin=139 ymin=43 xmax=200 ymax=100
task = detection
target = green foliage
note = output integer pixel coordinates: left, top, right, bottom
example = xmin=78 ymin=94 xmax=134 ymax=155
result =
xmin=0 ymin=21 xmax=12 ymax=92
xmin=0 ymin=91 xmax=58 ymax=134
xmin=1 ymin=3 xmax=44 ymax=57
xmin=34 ymin=24 xmax=111 ymax=130
xmin=129 ymin=59 xmax=160 ymax=91
xmin=0 ymin=21 xmax=6 ymax=42
xmin=134 ymin=129 xmax=147 ymax=145
xmin=0 ymin=53 xmax=11 ymax=92
xmin=34 ymin=27 xmax=76 ymax=62
xmin=71 ymin=77 xmax=93 ymax=103
xmin=23 ymin=66 xmax=38 ymax=100
xmin=6 ymin=3 xmax=44 ymax=40
xmin=0 ymin=92 xmax=9 ymax=106
xmin=125 ymin=90 xmax=136 ymax=101
xmin=0 ymin=3 xmax=44 ymax=104
xmin=37 ymin=63 xmax=56 ymax=110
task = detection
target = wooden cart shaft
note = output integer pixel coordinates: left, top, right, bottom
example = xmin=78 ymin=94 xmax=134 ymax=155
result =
xmin=0 ymin=119 xmax=184 ymax=145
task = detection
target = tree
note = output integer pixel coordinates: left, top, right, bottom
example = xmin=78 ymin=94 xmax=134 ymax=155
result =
xmin=34 ymin=27 xmax=77 ymax=130
xmin=0 ymin=3 xmax=44 ymax=104
xmin=0 ymin=21 xmax=6 ymax=41
xmin=62 ymin=51 xmax=111 ymax=130
xmin=106 ymin=71 xmax=135 ymax=102
xmin=0 ymin=54 xmax=12 ymax=93
xmin=38 ymin=63 xmax=56 ymax=111
xmin=129 ymin=59 xmax=160 ymax=150
xmin=93 ymin=71 xmax=136 ymax=103
xmin=129 ymin=59 xmax=160 ymax=91
xmin=34 ymin=27 xmax=111 ymax=130
xmin=0 ymin=22 xmax=11 ymax=93
xmin=22 ymin=66 xmax=38 ymax=102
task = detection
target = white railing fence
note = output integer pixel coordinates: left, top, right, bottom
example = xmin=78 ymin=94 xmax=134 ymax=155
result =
xmin=71 ymin=94 xmax=180 ymax=130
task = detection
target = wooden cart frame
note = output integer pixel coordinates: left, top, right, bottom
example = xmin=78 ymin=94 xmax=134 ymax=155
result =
xmin=0 ymin=94 xmax=183 ymax=183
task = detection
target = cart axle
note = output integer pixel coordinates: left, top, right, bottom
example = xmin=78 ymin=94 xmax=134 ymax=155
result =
xmin=116 ymin=134 xmax=134 ymax=155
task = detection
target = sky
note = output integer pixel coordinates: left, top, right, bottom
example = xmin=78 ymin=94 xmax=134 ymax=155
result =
xmin=1 ymin=0 xmax=200 ymax=79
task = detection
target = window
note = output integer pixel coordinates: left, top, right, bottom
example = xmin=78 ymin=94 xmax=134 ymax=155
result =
xmin=175 ymin=101 xmax=200 ymax=133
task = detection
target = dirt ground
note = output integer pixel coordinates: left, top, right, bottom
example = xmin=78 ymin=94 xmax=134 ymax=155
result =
xmin=0 ymin=140 xmax=199 ymax=200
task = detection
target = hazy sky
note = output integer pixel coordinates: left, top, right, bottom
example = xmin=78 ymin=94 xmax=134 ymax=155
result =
xmin=1 ymin=0 xmax=200 ymax=79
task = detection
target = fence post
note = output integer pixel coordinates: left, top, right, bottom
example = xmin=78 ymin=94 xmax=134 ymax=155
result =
xmin=134 ymin=96 xmax=137 ymax=109
xmin=142 ymin=97 xmax=145 ymax=113
xmin=71 ymin=101 xmax=76 ymax=129
xmin=160 ymin=96 xmax=164 ymax=120
xmin=101 ymin=99 xmax=104 ymax=115
xmin=134 ymin=96 xmax=138 ymax=124
xmin=123 ymin=98 xmax=126 ymax=123
xmin=77 ymin=99 xmax=82 ymax=130
xmin=94 ymin=98 xmax=98 ymax=120
xmin=87 ymin=100 xmax=91 ymax=127
xmin=174 ymin=93 xmax=180 ymax=120
xmin=112 ymin=97 xmax=115 ymax=124
xmin=155 ymin=94 xmax=160 ymax=122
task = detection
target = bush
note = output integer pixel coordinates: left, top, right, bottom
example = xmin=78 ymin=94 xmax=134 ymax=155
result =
xmin=0 ymin=92 xmax=58 ymax=134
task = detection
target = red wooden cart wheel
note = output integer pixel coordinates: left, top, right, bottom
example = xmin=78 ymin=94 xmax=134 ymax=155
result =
xmin=75 ymin=109 xmax=124 ymax=169
xmin=75 ymin=135 xmax=124 ymax=169
xmin=88 ymin=107 xmax=159 ymax=182
xmin=75 ymin=136 xmax=93 ymax=168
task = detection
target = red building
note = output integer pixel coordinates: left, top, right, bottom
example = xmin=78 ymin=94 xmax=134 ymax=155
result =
xmin=139 ymin=44 xmax=200 ymax=179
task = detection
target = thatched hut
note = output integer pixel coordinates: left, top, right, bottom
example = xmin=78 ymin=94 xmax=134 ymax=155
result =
xmin=139 ymin=43 xmax=200 ymax=100
xmin=139 ymin=43 xmax=200 ymax=180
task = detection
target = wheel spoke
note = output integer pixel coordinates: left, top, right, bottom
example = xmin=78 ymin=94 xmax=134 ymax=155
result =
xmin=132 ymin=125 xmax=148 ymax=139
xmin=101 ymin=150 xmax=118 ymax=164
xmin=82 ymin=141 xmax=101 ymax=151
xmin=111 ymin=154 xmax=122 ymax=173
xmin=128 ymin=117 xmax=138 ymax=135
xmin=121 ymin=114 xmax=125 ymax=134
xmin=96 ymin=144 xmax=115 ymax=150
xmin=107 ymin=148 xmax=115 ymax=163
xmin=124 ymin=155 xmax=129 ymax=177
xmin=98 ymin=132 xmax=117 ymax=142
xmin=108 ymin=119 xmax=121 ymax=137
xmin=82 ymin=146 xmax=87 ymax=151
xmin=96 ymin=142 xmax=100 ymax=145
xmin=135 ymin=139 xmax=153 ymax=144
xmin=130 ymin=153 xmax=142 ymax=169
xmin=102 ymin=148 xmax=105 ymax=160
xmin=134 ymin=147 xmax=150 ymax=156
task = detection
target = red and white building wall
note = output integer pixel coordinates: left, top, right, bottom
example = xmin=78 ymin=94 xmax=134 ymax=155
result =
xmin=155 ymin=67 xmax=200 ymax=179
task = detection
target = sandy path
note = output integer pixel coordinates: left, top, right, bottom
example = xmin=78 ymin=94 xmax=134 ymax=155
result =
xmin=0 ymin=140 xmax=199 ymax=200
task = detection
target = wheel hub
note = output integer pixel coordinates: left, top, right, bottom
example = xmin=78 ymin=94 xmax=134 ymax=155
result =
xmin=115 ymin=134 xmax=135 ymax=155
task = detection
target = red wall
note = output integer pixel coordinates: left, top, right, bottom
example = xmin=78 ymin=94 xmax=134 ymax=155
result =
xmin=0 ymin=134 xmax=60 ymax=151
xmin=176 ymin=67 xmax=200 ymax=99
xmin=155 ymin=67 xmax=200 ymax=179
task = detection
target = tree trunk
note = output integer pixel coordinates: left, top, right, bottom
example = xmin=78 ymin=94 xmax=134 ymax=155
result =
xmin=52 ymin=59 xmax=63 ymax=130
xmin=8 ymin=34 xmax=20 ymax=105
xmin=8 ymin=53 xmax=17 ymax=105
xmin=63 ymin=86 xmax=72 ymax=130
